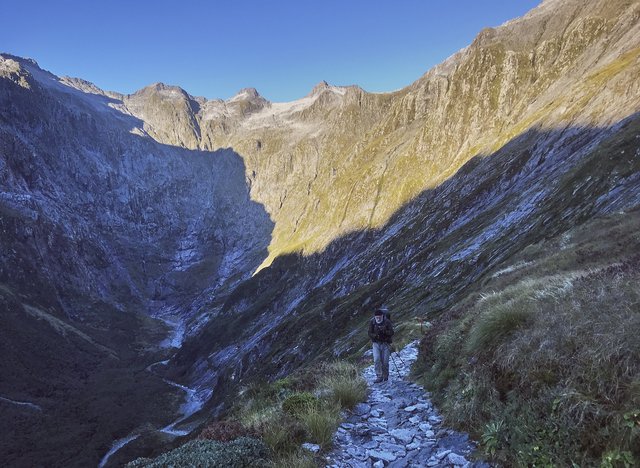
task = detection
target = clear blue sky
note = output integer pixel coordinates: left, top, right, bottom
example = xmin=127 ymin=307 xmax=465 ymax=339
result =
xmin=2 ymin=0 xmax=541 ymax=102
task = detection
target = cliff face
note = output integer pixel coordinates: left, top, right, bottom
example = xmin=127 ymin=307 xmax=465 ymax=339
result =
xmin=1 ymin=0 xmax=640 ymax=465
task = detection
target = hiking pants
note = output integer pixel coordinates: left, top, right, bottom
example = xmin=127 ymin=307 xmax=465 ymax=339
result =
xmin=373 ymin=342 xmax=390 ymax=379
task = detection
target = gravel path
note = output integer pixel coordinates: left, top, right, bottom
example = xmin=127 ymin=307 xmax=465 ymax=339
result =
xmin=324 ymin=341 xmax=490 ymax=468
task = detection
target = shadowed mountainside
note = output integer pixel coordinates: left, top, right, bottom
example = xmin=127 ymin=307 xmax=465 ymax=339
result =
xmin=172 ymin=113 xmax=640 ymax=409
xmin=117 ymin=113 xmax=640 ymax=465
xmin=0 ymin=57 xmax=273 ymax=467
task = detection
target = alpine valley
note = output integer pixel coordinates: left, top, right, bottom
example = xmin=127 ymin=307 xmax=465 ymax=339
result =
xmin=1 ymin=0 xmax=639 ymax=466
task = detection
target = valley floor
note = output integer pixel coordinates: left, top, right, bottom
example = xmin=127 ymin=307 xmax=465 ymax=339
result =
xmin=325 ymin=342 xmax=489 ymax=467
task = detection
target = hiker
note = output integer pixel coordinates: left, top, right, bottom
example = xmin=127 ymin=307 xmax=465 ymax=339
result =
xmin=368 ymin=308 xmax=394 ymax=383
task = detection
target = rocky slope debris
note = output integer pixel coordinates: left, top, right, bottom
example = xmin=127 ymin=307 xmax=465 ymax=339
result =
xmin=325 ymin=342 xmax=488 ymax=468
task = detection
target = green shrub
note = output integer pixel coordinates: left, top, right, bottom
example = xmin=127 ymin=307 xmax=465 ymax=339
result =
xmin=601 ymin=449 xmax=635 ymax=468
xmin=481 ymin=419 xmax=507 ymax=457
xmin=125 ymin=437 xmax=269 ymax=468
xmin=282 ymin=392 xmax=318 ymax=416
xmin=225 ymin=359 xmax=365 ymax=461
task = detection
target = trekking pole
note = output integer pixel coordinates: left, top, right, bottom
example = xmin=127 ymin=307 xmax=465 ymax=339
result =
xmin=391 ymin=343 xmax=406 ymax=367
xmin=394 ymin=350 xmax=406 ymax=367
xmin=390 ymin=352 xmax=401 ymax=374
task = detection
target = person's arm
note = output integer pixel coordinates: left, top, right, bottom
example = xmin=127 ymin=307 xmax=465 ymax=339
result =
xmin=368 ymin=320 xmax=376 ymax=341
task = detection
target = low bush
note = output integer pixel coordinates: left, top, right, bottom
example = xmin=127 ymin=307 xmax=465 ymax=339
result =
xmin=159 ymin=357 xmax=367 ymax=465
xmin=198 ymin=420 xmax=257 ymax=442
xmin=126 ymin=437 xmax=269 ymax=468
xmin=416 ymin=232 xmax=640 ymax=467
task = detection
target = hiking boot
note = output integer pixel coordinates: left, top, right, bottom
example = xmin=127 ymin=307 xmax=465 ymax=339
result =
xmin=374 ymin=377 xmax=384 ymax=383
xmin=383 ymin=377 xmax=389 ymax=382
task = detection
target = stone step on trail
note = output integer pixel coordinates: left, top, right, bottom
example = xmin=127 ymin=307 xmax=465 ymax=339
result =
xmin=324 ymin=341 xmax=491 ymax=468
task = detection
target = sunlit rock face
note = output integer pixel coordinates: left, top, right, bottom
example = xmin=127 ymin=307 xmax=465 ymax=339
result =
xmin=115 ymin=0 xmax=640 ymax=267
xmin=1 ymin=0 xmax=640 ymax=465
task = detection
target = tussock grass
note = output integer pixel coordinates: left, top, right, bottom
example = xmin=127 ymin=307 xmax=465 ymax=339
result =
xmin=466 ymin=301 xmax=532 ymax=354
xmin=298 ymin=403 xmax=341 ymax=449
xmin=319 ymin=361 xmax=368 ymax=409
xmin=269 ymin=450 xmax=316 ymax=468
xmin=239 ymin=405 xmax=280 ymax=430
xmin=324 ymin=374 xmax=368 ymax=409
xmin=260 ymin=419 xmax=306 ymax=455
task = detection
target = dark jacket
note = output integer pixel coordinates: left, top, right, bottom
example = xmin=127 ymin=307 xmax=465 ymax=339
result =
xmin=368 ymin=317 xmax=394 ymax=344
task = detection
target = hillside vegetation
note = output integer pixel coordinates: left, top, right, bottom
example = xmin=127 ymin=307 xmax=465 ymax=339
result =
xmin=415 ymin=210 xmax=640 ymax=466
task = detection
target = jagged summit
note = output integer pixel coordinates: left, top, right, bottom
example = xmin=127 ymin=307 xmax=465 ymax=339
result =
xmin=310 ymin=79 xmax=330 ymax=94
xmin=306 ymin=79 xmax=351 ymax=98
xmin=228 ymin=87 xmax=263 ymax=101
xmin=132 ymin=81 xmax=191 ymax=97
xmin=0 ymin=52 xmax=39 ymax=68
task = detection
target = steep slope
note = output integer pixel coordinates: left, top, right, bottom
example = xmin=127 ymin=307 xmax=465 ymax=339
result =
xmin=0 ymin=55 xmax=273 ymax=467
xmin=415 ymin=209 xmax=640 ymax=465
xmin=162 ymin=0 xmax=640 ymax=463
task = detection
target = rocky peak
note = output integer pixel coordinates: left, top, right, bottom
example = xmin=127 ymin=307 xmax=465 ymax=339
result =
xmin=0 ymin=52 xmax=39 ymax=69
xmin=133 ymin=82 xmax=190 ymax=99
xmin=225 ymin=87 xmax=269 ymax=119
xmin=229 ymin=87 xmax=262 ymax=101
xmin=309 ymin=80 xmax=330 ymax=96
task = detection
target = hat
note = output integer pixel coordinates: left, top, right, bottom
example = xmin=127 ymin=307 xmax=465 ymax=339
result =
xmin=374 ymin=309 xmax=384 ymax=316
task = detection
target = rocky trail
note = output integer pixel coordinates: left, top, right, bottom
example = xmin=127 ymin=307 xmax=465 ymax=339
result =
xmin=324 ymin=342 xmax=490 ymax=468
